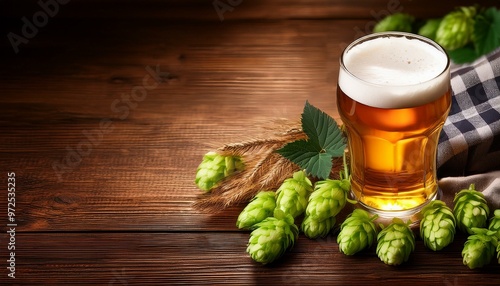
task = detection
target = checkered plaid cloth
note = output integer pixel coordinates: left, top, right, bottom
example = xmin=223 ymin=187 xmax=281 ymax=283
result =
xmin=437 ymin=48 xmax=500 ymax=177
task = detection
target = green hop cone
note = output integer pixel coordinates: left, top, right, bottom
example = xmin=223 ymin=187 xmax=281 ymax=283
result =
xmin=305 ymin=177 xmax=354 ymax=221
xmin=488 ymin=209 xmax=500 ymax=238
xmin=301 ymin=215 xmax=336 ymax=239
xmin=435 ymin=6 xmax=476 ymax=51
xmin=373 ymin=13 xmax=414 ymax=33
xmin=376 ymin=218 xmax=415 ymax=266
xmin=497 ymin=238 xmax=500 ymax=265
xmin=246 ymin=209 xmax=299 ymax=264
xmin=462 ymin=227 xmax=498 ymax=269
xmin=418 ymin=18 xmax=442 ymax=40
xmin=275 ymin=170 xmax=313 ymax=218
xmin=490 ymin=210 xmax=500 ymax=264
xmin=453 ymin=184 xmax=490 ymax=234
xmin=236 ymin=191 xmax=276 ymax=229
xmin=420 ymin=200 xmax=456 ymax=251
xmin=337 ymin=209 xmax=379 ymax=255
xmin=195 ymin=151 xmax=244 ymax=192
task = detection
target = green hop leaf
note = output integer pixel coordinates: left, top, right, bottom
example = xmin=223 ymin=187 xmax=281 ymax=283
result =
xmin=305 ymin=178 xmax=353 ymax=221
xmin=338 ymin=209 xmax=379 ymax=255
xmin=435 ymin=6 xmax=476 ymax=51
xmin=195 ymin=152 xmax=244 ymax=192
xmin=453 ymin=184 xmax=490 ymax=234
xmin=420 ymin=200 xmax=456 ymax=251
xmin=418 ymin=18 xmax=442 ymax=40
xmin=473 ymin=7 xmax=500 ymax=57
xmin=301 ymin=215 xmax=336 ymax=239
xmin=376 ymin=218 xmax=415 ymax=266
xmin=277 ymin=101 xmax=346 ymax=180
xmin=236 ymin=191 xmax=276 ymax=229
xmin=275 ymin=170 xmax=314 ymax=218
xmin=246 ymin=209 xmax=298 ymax=264
xmin=462 ymin=227 xmax=498 ymax=269
xmin=373 ymin=13 xmax=415 ymax=33
xmin=448 ymin=46 xmax=479 ymax=64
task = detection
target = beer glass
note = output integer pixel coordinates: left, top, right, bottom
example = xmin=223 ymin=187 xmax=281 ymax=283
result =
xmin=337 ymin=32 xmax=451 ymax=216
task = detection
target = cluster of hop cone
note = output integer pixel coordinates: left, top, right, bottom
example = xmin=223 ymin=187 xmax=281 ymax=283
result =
xmin=195 ymin=152 xmax=500 ymax=268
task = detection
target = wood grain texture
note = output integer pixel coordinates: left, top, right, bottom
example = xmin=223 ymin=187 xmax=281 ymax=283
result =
xmin=2 ymin=19 xmax=353 ymax=232
xmin=3 ymin=232 xmax=499 ymax=285
xmin=1 ymin=1 xmax=500 ymax=284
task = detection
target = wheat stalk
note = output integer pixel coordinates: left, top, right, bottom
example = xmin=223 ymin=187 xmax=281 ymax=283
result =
xmin=192 ymin=126 xmax=305 ymax=213
xmin=192 ymin=122 xmax=346 ymax=213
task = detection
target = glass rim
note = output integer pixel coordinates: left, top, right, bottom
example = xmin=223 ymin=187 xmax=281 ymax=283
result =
xmin=340 ymin=31 xmax=451 ymax=89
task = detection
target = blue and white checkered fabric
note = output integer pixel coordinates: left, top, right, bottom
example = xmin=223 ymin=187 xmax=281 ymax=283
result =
xmin=438 ymin=48 xmax=500 ymax=177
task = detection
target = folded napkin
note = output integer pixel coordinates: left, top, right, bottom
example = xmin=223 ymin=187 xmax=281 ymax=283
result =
xmin=437 ymin=48 xmax=500 ymax=207
xmin=438 ymin=48 xmax=500 ymax=177
xmin=439 ymin=171 xmax=500 ymax=211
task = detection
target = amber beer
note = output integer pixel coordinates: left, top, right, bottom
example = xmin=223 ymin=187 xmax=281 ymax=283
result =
xmin=337 ymin=32 xmax=451 ymax=214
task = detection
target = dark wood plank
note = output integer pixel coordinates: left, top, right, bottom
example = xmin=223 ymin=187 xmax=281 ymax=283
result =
xmin=2 ymin=232 xmax=498 ymax=285
xmin=2 ymin=0 xmax=497 ymax=20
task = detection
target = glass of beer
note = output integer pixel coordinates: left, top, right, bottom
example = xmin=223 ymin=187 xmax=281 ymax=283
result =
xmin=337 ymin=32 xmax=451 ymax=217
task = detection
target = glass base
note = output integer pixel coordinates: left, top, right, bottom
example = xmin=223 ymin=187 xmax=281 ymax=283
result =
xmin=348 ymin=188 xmax=442 ymax=228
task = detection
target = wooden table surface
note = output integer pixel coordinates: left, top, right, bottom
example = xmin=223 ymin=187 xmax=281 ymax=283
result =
xmin=1 ymin=1 xmax=499 ymax=285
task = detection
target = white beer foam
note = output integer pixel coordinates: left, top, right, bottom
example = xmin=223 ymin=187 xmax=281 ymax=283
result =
xmin=339 ymin=34 xmax=450 ymax=109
